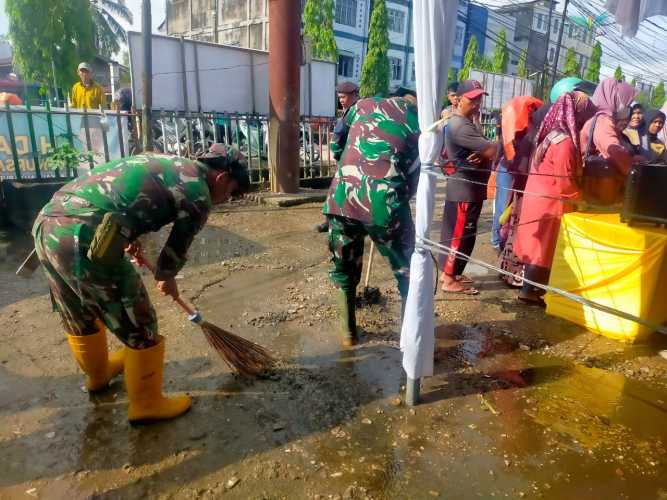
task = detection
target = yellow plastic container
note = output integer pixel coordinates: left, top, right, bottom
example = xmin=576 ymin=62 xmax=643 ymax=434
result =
xmin=545 ymin=212 xmax=667 ymax=342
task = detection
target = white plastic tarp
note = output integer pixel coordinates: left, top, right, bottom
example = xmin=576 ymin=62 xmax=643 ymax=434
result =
xmin=400 ymin=0 xmax=459 ymax=380
xmin=605 ymin=0 xmax=667 ymax=37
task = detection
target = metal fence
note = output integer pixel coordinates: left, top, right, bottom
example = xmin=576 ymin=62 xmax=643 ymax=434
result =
xmin=1 ymin=102 xmax=498 ymax=186
xmin=152 ymin=111 xmax=337 ymax=184
xmin=0 ymin=102 xmax=337 ymax=185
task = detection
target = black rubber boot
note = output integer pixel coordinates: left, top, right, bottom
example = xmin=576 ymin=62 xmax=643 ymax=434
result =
xmin=336 ymin=289 xmax=358 ymax=347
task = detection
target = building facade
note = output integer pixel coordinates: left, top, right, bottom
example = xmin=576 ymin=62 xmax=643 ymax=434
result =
xmin=496 ymin=0 xmax=596 ymax=78
xmin=163 ymin=0 xmax=416 ymax=89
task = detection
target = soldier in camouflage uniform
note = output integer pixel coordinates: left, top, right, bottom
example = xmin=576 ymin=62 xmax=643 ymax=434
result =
xmin=324 ymin=92 xmax=420 ymax=346
xmin=33 ymin=145 xmax=249 ymax=422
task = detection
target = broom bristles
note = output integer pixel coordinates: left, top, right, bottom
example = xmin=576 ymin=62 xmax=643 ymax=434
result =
xmin=199 ymin=321 xmax=275 ymax=377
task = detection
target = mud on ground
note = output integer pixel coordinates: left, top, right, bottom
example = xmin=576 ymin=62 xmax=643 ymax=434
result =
xmin=1 ymin=199 xmax=667 ymax=500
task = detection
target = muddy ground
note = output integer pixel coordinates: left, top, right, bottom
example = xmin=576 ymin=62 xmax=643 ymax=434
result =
xmin=2 ymin=194 xmax=667 ymax=500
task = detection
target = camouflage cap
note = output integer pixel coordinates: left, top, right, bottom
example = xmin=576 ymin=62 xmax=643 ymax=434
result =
xmin=199 ymin=143 xmax=245 ymax=166
xmin=336 ymin=81 xmax=359 ymax=94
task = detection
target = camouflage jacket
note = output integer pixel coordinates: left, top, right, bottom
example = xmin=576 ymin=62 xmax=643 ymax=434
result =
xmin=324 ymin=97 xmax=420 ymax=227
xmin=40 ymin=154 xmax=212 ymax=280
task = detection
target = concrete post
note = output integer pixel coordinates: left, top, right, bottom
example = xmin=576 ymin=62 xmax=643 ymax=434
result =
xmin=268 ymin=0 xmax=301 ymax=193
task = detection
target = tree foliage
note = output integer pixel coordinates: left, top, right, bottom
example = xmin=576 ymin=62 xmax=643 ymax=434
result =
xmin=585 ymin=41 xmax=602 ymax=83
xmin=652 ymin=81 xmax=666 ymax=108
xmin=459 ymin=35 xmax=479 ymax=81
xmin=359 ymin=0 xmax=390 ymax=97
xmin=6 ymin=0 xmax=95 ymax=89
xmin=516 ymin=48 xmax=528 ymax=78
xmin=448 ymin=67 xmax=457 ymax=83
xmin=476 ymin=55 xmax=494 ymax=73
xmin=492 ymin=29 xmax=509 ymax=74
xmin=303 ymin=0 xmax=337 ymax=62
xmin=635 ymin=91 xmax=651 ymax=107
xmin=563 ymin=48 xmax=581 ymax=78
xmin=90 ymin=0 xmax=133 ymax=58
xmin=614 ymin=65 xmax=625 ymax=82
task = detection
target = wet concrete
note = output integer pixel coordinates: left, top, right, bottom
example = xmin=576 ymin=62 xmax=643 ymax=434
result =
xmin=1 ymin=200 xmax=667 ymax=499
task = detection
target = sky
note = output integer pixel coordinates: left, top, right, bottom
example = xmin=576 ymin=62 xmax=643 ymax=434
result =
xmin=1 ymin=0 xmax=666 ymax=85
xmin=0 ymin=0 xmax=166 ymax=35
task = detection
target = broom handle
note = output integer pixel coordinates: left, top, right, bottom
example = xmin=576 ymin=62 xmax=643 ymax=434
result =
xmin=364 ymin=241 xmax=376 ymax=288
xmin=128 ymin=248 xmax=199 ymax=318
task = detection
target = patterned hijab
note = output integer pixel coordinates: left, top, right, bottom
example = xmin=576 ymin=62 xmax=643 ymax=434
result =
xmin=532 ymin=92 xmax=587 ymax=167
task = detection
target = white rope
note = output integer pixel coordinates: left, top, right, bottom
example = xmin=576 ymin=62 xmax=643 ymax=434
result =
xmin=419 ymin=236 xmax=667 ymax=336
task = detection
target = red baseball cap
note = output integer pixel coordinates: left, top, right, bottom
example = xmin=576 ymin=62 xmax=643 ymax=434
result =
xmin=457 ymin=80 xmax=488 ymax=99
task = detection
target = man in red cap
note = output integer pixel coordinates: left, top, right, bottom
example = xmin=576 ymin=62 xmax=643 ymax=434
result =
xmin=439 ymin=80 xmax=498 ymax=295
xmin=316 ymin=81 xmax=360 ymax=233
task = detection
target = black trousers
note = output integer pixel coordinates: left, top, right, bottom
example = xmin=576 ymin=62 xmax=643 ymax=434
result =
xmin=440 ymin=200 xmax=484 ymax=277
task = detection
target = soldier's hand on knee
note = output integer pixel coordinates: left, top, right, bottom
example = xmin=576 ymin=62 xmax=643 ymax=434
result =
xmin=157 ymin=278 xmax=179 ymax=300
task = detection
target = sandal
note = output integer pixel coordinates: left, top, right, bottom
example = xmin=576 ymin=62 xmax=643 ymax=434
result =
xmin=441 ymin=284 xmax=480 ymax=296
xmin=456 ymin=275 xmax=474 ymax=284
xmin=518 ymin=295 xmax=546 ymax=308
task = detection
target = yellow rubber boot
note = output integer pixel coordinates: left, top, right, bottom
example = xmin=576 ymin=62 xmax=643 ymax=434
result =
xmin=124 ymin=335 xmax=191 ymax=423
xmin=66 ymin=323 xmax=126 ymax=392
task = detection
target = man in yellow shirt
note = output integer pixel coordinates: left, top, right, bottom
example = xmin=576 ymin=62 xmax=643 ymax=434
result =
xmin=71 ymin=62 xmax=107 ymax=109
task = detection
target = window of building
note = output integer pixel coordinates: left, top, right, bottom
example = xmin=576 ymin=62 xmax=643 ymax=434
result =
xmin=536 ymin=13 xmax=545 ymax=30
xmin=335 ymin=0 xmax=357 ymax=27
xmin=455 ymin=25 xmax=464 ymax=46
xmin=338 ymin=54 xmax=354 ymax=78
xmin=568 ymin=23 xmax=575 ymax=38
xmin=387 ymin=8 xmax=405 ymax=34
xmin=411 ymin=61 xmax=416 ymax=81
xmin=553 ymin=18 xmax=559 ymax=32
xmin=390 ymin=57 xmax=403 ymax=81
xmin=548 ymin=47 xmax=555 ymax=62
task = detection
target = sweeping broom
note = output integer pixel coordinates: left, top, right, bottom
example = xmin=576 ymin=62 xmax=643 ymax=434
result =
xmin=130 ymin=248 xmax=275 ymax=377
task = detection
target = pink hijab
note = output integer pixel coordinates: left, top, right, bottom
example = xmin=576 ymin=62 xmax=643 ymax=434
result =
xmin=591 ymin=78 xmax=637 ymax=117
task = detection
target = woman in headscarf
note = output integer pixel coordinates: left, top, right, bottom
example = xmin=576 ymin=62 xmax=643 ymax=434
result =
xmin=580 ymin=79 xmax=639 ymax=204
xmin=496 ymin=95 xmax=543 ymax=286
xmin=513 ymin=91 xmax=595 ymax=306
xmin=623 ymin=103 xmax=645 ymax=154
xmin=636 ymin=109 xmax=666 ymax=162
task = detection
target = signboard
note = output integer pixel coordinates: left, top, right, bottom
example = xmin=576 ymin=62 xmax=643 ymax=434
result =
xmin=0 ymin=107 xmax=129 ymax=179
xmin=470 ymin=70 xmax=535 ymax=111
xmin=128 ymin=32 xmax=337 ymax=117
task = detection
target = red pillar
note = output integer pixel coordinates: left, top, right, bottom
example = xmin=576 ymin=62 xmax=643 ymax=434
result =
xmin=268 ymin=0 xmax=301 ymax=193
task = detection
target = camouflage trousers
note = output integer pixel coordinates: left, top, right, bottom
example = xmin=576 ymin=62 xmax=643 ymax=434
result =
xmin=32 ymin=214 xmax=158 ymax=349
xmin=327 ymin=204 xmax=415 ymax=296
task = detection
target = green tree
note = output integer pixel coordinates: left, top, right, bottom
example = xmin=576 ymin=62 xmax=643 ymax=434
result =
xmin=516 ymin=48 xmax=528 ymax=78
xmin=563 ymin=47 xmax=581 ymax=77
xmin=492 ymin=29 xmax=509 ymax=74
xmin=90 ymin=0 xmax=133 ymax=58
xmin=359 ymin=0 xmax=390 ymax=97
xmin=585 ymin=42 xmax=602 ymax=83
xmin=6 ymin=0 xmax=95 ymax=89
xmin=652 ymin=81 xmax=666 ymax=108
xmin=303 ymin=0 xmax=337 ymax=62
xmin=475 ymin=55 xmax=494 ymax=72
xmin=459 ymin=35 xmax=479 ymax=81
xmin=631 ymin=77 xmax=637 ymax=87
xmin=614 ymin=65 xmax=625 ymax=82
xmin=448 ymin=67 xmax=457 ymax=83
xmin=635 ymin=91 xmax=650 ymax=107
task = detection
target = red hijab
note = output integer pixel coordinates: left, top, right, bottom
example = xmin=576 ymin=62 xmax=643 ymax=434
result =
xmin=501 ymin=96 xmax=543 ymax=161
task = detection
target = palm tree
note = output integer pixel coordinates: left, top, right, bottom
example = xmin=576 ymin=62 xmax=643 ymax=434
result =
xmin=90 ymin=0 xmax=133 ymax=57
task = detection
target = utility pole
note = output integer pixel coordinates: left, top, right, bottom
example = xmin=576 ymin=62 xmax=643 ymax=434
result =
xmin=550 ymin=0 xmax=571 ymax=89
xmin=142 ymin=0 xmax=154 ymax=152
xmin=540 ymin=0 xmax=556 ymax=97
xmin=268 ymin=0 xmax=301 ymax=193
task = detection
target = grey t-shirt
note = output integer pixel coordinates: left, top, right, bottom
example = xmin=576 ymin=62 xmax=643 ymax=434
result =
xmin=445 ymin=114 xmax=494 ymax=202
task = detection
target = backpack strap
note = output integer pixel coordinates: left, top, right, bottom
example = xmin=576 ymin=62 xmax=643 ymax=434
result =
xmin=585 ymin=115 xmax=599 ymax=159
